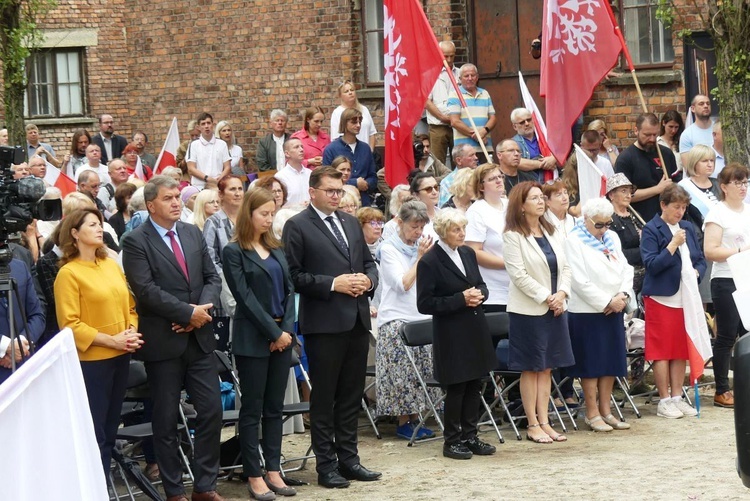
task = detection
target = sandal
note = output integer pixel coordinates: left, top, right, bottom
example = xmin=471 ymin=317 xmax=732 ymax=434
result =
xmin=585 ymin=415 xmax=613 ymax=432
xmin=539 ymin=422 xmax=567 ymax=442
xmin=525 ymin=423 xmax=553 ymax=444
xmin=602 ymin=413 xmax=631 ymax=430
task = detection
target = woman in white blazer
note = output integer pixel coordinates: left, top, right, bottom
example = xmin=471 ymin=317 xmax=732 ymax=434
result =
xmin=565 ymin=198 xmax=634 ymax=433
xmin=504 ymin=181 xmax=574 ymax=444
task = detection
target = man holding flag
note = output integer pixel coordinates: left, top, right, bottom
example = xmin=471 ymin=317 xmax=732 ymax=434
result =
xmin=510 ymin=107 xmax=557 ymax=182
xmin=447 ymin=64 xmax=496 ymax=164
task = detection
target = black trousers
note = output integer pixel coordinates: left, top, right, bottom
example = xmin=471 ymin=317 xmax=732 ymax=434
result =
xmin=712 ymin=278 xmax=746 ymax=394
xmin=443 ymin=378 xmax=483 ymax=445
xmin=80 ymin=353 xmax=131 ymax=476
xmin=235 ymin=348 xmax=292 ymax=477
xmin=144 ymin=334 xmax=222 ymax=497
xmin=304 ymin=320 xmax=370 ymax=475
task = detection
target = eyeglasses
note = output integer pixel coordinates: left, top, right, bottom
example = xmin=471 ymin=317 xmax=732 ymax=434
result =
xmin=339 ymin=204 xmax=357 ymax=210
xmin=731 ymin=180 xmax=749 ymax=188
xmin=348 ymin=117 xmax=363 ymax=124
xmin=514 ymin=118 xmax=532 ymax=125
xmin=499 ymin=148 xmax=521 ymax=154
xmin=315 ymin=188 xmax=345 ymax=198
xmin=418 ymin=185 xmax=439 ymax=194
xmin=482 ymin=175 xmax=504 ymax=184
xmin=588 ymin=217 xmax=613 ymax=229
xmin=368 ymin=220 xmax=385 ymax=228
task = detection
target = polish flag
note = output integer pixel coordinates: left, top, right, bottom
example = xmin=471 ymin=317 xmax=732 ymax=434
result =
xmin=132 ymin=156 xmax=147 ymax=181
xmin=541 ymin=0 xmax=621 ymax=165
xmin=44 ymin=164 xmax=77 ymax=197
xmin=383 ymin=0 xmax=445 ymax=187
xmin=573 ymin=144 xmax=606 ymax=206
xmin=153 ymin=117 xmax=180 ymax=176
xmin=518 ymin=72 xmax=557 ymax=181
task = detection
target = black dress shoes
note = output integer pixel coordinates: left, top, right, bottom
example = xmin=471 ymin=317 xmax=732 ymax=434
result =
xmin=339 ymin=463 xmax=383 ymax=482
xmin=443 ymin=442 xmax=473 ymax=460
xmin=464 ymin=436 xmax=496 ymax=455
xmin=318 ymin=469 xmax=351 ymax=489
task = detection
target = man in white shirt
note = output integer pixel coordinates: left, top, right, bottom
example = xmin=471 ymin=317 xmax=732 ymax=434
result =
xmin=425 ymin=41 xmax=459 ymax=165
xmin=98 ymin=159 xmax=131 ymax=212
xmin=679 ymin=94 xmax=714 ymax=164
xmin=186 ymin=112 xmax=231 ymax=189
xmin=75 ymin=144 xmax=111 ymax=185
xmin=579 ymin=130 xmax=614 ymax=178
xmin=275 ymin=138 xmax=311 ymax=207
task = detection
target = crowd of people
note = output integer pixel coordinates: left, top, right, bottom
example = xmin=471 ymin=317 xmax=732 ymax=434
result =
xmin=0 ymin=50 xmax=743 ymax=499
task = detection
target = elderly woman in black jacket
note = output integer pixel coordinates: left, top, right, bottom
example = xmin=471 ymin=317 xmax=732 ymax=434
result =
xmin=417 ymin=208 xmax=496 ymax=460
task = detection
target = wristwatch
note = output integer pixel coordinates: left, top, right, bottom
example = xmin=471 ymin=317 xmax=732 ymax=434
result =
xmin=203 ymin=174 xmax=209 ymax=182
xmin=621 ymin=291 xmax=631 ymax=300
xmin=484 ymin=126 xmax=490 ymax=134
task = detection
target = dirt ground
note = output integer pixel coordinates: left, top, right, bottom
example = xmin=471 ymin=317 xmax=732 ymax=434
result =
xmin=211 ymin=389 xmax=749 ymax=501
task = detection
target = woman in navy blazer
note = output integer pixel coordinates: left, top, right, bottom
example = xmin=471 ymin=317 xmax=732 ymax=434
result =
xmin=641 ymin=184 xmax=707 ymax=419
xmin=223 ymin=188 xmax=297 ymax=499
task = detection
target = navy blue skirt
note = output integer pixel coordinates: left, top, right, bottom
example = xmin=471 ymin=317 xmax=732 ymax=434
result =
xmin=508 ymin=311 xmax=574 ymax=372
xmin=567 ymin=312 xmax=627 ymax=378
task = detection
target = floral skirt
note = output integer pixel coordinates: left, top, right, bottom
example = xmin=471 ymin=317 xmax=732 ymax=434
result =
xmin=376 ymin=319 xmax=441 ymax=417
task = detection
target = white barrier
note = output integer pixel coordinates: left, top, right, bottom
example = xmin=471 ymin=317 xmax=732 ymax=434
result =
xmin=0 ymin=329 xmax=108 ymax=500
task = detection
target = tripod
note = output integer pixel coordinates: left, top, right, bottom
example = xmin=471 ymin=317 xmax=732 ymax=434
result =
xmin=0 ymin=253 xmax=35 ymax=373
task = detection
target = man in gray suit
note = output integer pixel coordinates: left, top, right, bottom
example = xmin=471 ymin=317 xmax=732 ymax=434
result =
xmin=283 ymin=166 xmax=381 ymax=489
xmin=122 ymin=175 xmax=224 ymax=501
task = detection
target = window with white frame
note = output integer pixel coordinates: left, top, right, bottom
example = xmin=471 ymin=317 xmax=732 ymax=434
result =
xmin=25 ymin=49 xmax=85 ymax=118
xmin=362 ymin=0 xmax=384 ymax=84
xmin=621 ymin=0 xmax=674 ymax=66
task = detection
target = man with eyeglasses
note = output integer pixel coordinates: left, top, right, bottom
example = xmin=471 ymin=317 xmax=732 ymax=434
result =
xmin=92 ymin=113 xmax=128 ymax=165
xmin=274 ymin=138 xmax=311 ymax=207
xmin=615 ymin=112 xmax=676 ymax=221
xmin=438 ymin=143 xmax=479 ymax=207
xmin=496 ymin=139 xmax=537 ymax=196
xmin=77 ymin=169 xmax=110 ymax=218
xmin=322 ymin=108 xmax=378 ymax=206
xmin=447 ymin=63 xmax=496 ymax=164
xmin=510 ymin=107 xmax=557 ymax=182
xmin=283 ymin=166 xmax=381 ymax=489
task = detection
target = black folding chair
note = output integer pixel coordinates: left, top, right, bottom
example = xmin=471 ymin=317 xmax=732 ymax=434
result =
xmin=397 ymin=319 xmax=445 ymax=446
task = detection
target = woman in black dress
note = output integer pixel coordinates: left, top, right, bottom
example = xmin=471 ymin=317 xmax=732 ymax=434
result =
xmin=417 ymin=208 xmax=496 ymax=460
xmin=606 ymin=173 xmax=646 ymax=294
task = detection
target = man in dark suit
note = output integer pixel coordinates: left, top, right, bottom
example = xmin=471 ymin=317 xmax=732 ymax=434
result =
xmin=283 ymin=166 xmax=381 ymax=488
xmin=122 ymin=175 xmax=224 ymax=501
xmin=91 ymin=113 xmax=128 ymax=165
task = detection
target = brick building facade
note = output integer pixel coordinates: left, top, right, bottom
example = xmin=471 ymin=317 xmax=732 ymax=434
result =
xmin=1 ymin=0 xmax=710 ymax=166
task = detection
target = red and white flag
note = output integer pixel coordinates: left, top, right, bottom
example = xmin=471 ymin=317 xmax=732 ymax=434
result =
xmin=573 ymin=144 xmax=606 ymax=206
xmin=44 ymin=164 xmax=77 ymax=197
xmin=518 ymin=72 xmax=557 ymax=181
xmin=132 ymin=156 xmax=147 ymax=181
xmin=383 ymin=0 xmax=444 ymax=188
xmin=540 ymin=0 xmax=621 ymax=165
xmin=153 ymin=117 xmax=180 ymax=176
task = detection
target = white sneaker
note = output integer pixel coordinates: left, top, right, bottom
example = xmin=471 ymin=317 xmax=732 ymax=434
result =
xmin=657 ymin=399 xmax=684 ymax=419
xmin=673 ymin=398 xmax=698 ymax=417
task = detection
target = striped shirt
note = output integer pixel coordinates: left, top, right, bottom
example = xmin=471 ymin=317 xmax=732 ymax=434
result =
xmin=447 ymin=86 xmax=495 ymax=152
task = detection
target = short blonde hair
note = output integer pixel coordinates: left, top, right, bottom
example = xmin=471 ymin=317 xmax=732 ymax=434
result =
xmin=472 ymin=163 xmax=501 ymax=199
xmin=587 ymin=119 xmax=606 ymax=133
xmin=683 ymin=144 xmax=716 ymax=177
xmin=339 ymin=191 xmax=360 ymax=211
xmin=433 ymin=208 xmax=468 ymax=240
xmin=62 ymin=192 xmax=95 ymax=216
xmin=449 ymin=167 xmax=475 ymax=200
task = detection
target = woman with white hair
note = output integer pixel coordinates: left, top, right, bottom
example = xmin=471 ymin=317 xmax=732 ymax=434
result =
xmin=417 ymin=208 xmax=496 ymax=460
xmin=216 ymin=120 xmax=244 ymax=177
xmin=565 ymin=197 xmax=634 ymax=432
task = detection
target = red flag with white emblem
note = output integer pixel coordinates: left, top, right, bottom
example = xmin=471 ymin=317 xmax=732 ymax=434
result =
xmin=540 ymin=0 xmax=621 ymax=165
xmin=384 ymin=0 xmax=444 ymax=188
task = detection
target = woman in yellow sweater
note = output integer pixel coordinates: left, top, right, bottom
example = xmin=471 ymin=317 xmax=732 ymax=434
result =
xmin=55 ymin=208 xmax=143 ymax=476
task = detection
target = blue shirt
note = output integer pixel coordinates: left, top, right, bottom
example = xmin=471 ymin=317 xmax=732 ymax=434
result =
xmin=322 ymin=138 xmax=378 ymax=206
xmin=150 ymin=218 xmax=185 ymax=256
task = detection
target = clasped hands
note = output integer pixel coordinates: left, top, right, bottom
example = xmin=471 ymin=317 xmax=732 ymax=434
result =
xmin=172 ymin=303 xmax=214 ymax=333
xmin=334 ymin=273 xmax=371 ymax=297
xmin=114 ymin=327 xmax=144 ymax=353
xmin=269 ymin=331 xmax=293 ymax=353
xmin=0 ymin=338 xmax=30 ymax=368
xmin=547 ymin=291 xmax=566 ymax=317
xmin=463 ymin=287 xmax=484 ymax=308
xmin=603 ymin=293 xmax=628 ymax=316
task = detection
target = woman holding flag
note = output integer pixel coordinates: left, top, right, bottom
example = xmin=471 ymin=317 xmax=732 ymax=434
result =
xmin=641 ymin=184 xmax=708 ymax=419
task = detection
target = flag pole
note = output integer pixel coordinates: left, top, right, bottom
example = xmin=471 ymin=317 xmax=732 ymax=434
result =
xmin=604 ymin=2 xmax=669 ymax=180
xmin=443 ymin=61 xmax=492 ymax=163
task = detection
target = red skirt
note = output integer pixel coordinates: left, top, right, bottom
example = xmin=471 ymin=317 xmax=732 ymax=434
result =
xmin=643 ymin=296 xmax=689 ymax=361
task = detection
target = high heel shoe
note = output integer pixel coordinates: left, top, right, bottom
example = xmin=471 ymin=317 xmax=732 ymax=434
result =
xmin=247 ymin=483 xmax=276 ymax=501
xmin=264 ymin=477 xmax=297 ymax=497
